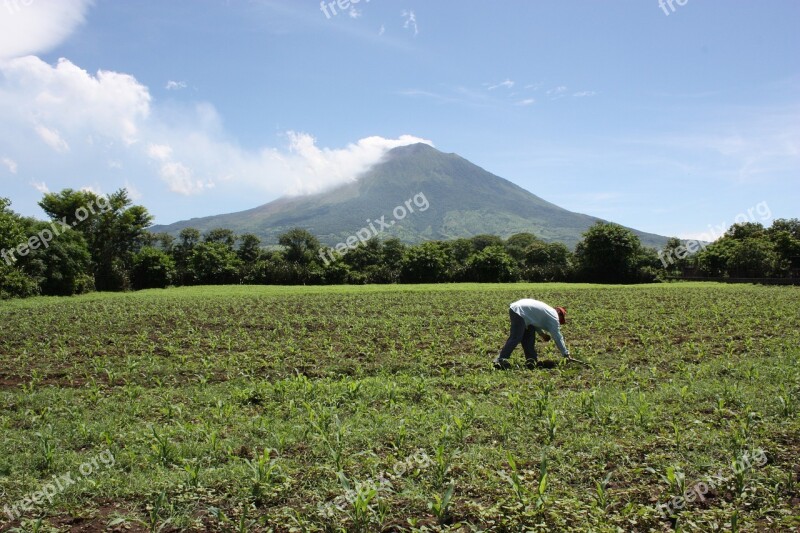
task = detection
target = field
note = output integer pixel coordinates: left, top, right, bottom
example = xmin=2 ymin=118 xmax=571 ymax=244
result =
xmin=0 ymin=283 xmax=798 ymax=532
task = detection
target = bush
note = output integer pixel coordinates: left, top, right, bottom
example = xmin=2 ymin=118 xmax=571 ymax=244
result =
xmin=132 ymin=247 xmax=176 ymax=289
xmin=465 ymin=245 xmax=518 ymax=282
xmin=0 ymin=265 xmax=40 ymax=299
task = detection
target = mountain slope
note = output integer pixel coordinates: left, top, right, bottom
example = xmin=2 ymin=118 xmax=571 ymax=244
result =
xmin=150 ymin=143 xmax=669 ymax=249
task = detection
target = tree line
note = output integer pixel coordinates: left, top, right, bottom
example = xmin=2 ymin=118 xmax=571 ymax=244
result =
xmin=1 ymin=189 xmax=798 ymax=298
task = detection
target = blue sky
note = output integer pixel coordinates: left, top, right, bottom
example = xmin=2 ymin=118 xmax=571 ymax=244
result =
xmin=0 ymin=0 xmax=798 ymax=241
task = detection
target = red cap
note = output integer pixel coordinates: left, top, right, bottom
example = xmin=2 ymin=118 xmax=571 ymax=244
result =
xmin=555 ymin=307 xmax=566 ymax=325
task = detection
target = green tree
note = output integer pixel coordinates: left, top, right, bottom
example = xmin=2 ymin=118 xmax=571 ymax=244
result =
xmin=189 ymin=242 xmax=242 ymax=285
xmin=38 ymin=188 xmax=153 ymax=291
xmin=465 ymin=245 xmax=518 ymax=282
xmin=321 ymin=257 xmax=351 ymax=285
xmin=237 ymin=233 xmax=262 ymax=283
xmin=173 ymin=228 xmax=201 ymax=285
xmin=132 ymin=247 xmax=176 ymax=289
xmin=767 ymin=219 xmax=800 ymax=271
xmin=380 ymin=237 xmax=406 ymax=283
xmin=447 ymin=238 xmax=474 ymax=263
xmin=401 ymin=242 xmax=448 ymax=283
xmin=204 ymin=228 xmax=237 ymax=248
xmin=505 ymin=233 xmax=541 ymax=262
xmin=279 ymin=228 xmax=321 ymax=265
xmin=470 ymin=234 xmax=504 ymax=252
xmin=726 ymin=222 xmax=765 ymax=241
xmin=657 ymin=237 xmax=689 ymax=275
xmin=696 ymin=238 xmax=737 ymax=277
xmin=344 ymin=237 xmax=383 ymax=271
xmin=22 ymin=220 xmax=93 ymax=296
xmin=237 ymin=234 xmax=262 ymax=263
xmin=575 ymin=222 xmax=642 ymax=283
xmin=728 ymin=238 xmax=783 ymax=278
xmin=694 ymin=220 xmax=793 ymax=279
xmin=523 ymin=241 xmax=572 ymax=281
xmin=0 ymin=198 xmax=40 ymax=298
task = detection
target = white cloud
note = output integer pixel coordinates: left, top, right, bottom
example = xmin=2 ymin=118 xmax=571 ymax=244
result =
xmin=378 ymin=24 xmax=385 ymax=36
xmin=488 ymin=79 xmax=515 ymax=91
xmin=0 ymin=0 xmax=93 ymax=61
xmin=80 ymin=185 xmax=102 ymax=195
xmin=145 ymin=142 xmax=213 ymax=195
xmin=677 ymin=231 xmax=719 ymax=242
xmin=31 ymin=180 xmax=49 ymax=193
xmin=159 ymin=161 xmax=213 ymax=195
xmin=547 ymin=86 xmax=568 ymax=96
xmin=0 ymin=55 xmax=432 ymax=203
xmin=35 ymin=125 xmax=70 ymax=153
xmin=165 ymin=80 xmax=187 ymax=90
xmin=123 ymin=180 xmax=142 ymax=200
xmin=401 ymin=10 xmax=418 ymax=36
xmin=516 ymin=98 xmax=535 ymax=106
xmin=624 ymin=106 xmax=800 ymax=183
xmin=573 ymin=91 xmax=596 ymax=97
xmin=147 ymin=143 xmax=173 ymax=161
xmin=2 ymin=156 xmax=17 ymax=174
xmin=349 ymin=7 xmax=361 ymax=19
xmin=0 ymin=56 xmax=151 ymax=146
xmin=276 ymin=132 xmax=433 ymax=194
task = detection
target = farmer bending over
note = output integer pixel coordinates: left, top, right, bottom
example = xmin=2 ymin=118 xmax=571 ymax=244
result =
xmin=493 ymin=299 xmax=569 ymax=370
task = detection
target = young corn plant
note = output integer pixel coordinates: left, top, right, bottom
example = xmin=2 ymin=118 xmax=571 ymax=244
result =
xmin=544 ymin=406 xmax=558 ymax=444
xmin=336 ymin=471 xmax=378 ymax=532
xmin=532 ymin=383 xmax=554 ymax=418
xmin=593 ymin=473 xmax=613 ymax=513
xmin=182 ymin=459 xmax=202 ymax=487
xmin=150 ymin=427 xmax=175 ymax=466
xmin=730 ymin=508 xmax=740 ymax=533
xmin=309 ymin=408 xmax=347 ymax=472
xmin=428 ymin=484 xmax=455 ymax=525
xmin=505 ymin=391 xmax=523 ymax=415
xmin=451 ymin=413 xmax=470 ymax=445
xmin=501 ymin=452 xmax=549 ymax=511
xmin=731 ymin=457 xmax=748 ymax=497
xmin=777 ymin=386 xmax=796 ymax=418
xmin=534 ymin=454 xmax=550 ymax=510
xmin=579 ymin=390 xmax=597 ymax=419
xmin=36 ymin=431 xmax=55 ymax=472
xmin=432 ymin=443 xmax=453 ymax=487
xmin=503 ymin=452 xmax=528 ymax=507
xmin=143 ymin=491 xmax=173 ymax=533
xmin=665 ymin=466 xmax=686 ymax=498
xmin=245 ymin=449 xmax=280 ymax=505
xmin=672 ymin=422 xmax=682 ymax=451
xmin=634 ymin=392 xmax=651 ymax=428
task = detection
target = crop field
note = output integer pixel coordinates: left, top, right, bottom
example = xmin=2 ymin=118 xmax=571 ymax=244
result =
xmin=0 ymin=283 xmax=798 ymax=532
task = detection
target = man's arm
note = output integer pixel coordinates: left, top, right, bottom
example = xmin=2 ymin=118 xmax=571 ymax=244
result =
xmin=551 ymin=327 xmax=569 ymax=357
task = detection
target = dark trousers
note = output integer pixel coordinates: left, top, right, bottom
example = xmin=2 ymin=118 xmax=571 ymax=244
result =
xmin=497 ymin=309 xmax=537 ymax=363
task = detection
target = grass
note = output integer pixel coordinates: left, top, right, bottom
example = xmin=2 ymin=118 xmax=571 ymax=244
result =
xmin=0 ymin=282 xmax=798 ymax=532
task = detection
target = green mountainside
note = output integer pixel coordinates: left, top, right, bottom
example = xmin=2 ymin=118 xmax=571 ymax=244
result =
xmin=150 ymin=143 xmax=669 ymax=249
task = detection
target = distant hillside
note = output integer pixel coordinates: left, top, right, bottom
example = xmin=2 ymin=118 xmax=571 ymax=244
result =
xmin=150 ymin=143 xmax=669 ymax=249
